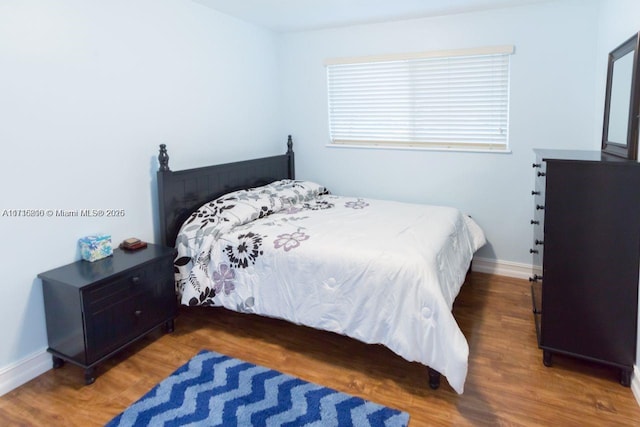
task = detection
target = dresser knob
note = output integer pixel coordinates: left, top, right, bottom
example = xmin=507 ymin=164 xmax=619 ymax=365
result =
xmin=531 ymin=191 xmax=540 ymax=195
xmin=131 ymin=276 xmax=140 ymax=285
xmin=134 ymin=310 xmax=142 ymax=317
xmin=535 ymin=239 xmax=544 ymax=245
xmin=531 ymin=220 xmax=539 ymax=225
xmin=530 ymin=248 xmax=539 ymax=254
xmin=529 ymin=274 xmax=543 ymax=282
xmin=532 ymin=163 xmax=541 ymax=168
xmin=536 ymin=205 xmax=545 ymax=210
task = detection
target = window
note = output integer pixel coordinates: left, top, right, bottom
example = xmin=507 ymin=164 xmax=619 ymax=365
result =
xmin=326 ymin=46 xmax=514 ymax=151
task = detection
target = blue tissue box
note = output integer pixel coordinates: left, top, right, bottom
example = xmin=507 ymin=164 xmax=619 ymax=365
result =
xmin=79 ymin=234 xmax=113 ymax=262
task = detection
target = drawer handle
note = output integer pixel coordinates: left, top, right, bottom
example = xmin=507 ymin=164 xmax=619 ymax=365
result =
xmin=536 ymin=205 xmax=545 ymax=210
xmin=131 ymin=276 xmax=140 ymax=285
xmin=532 ymin=163 xmax=541 ymax=168
xmin=134 ymin=310 xmax=142 ymax=317
xmin=537 ymin=171 xmax=546 ymax=177
xmin=535 ymin=239 xmax=544 ymax=245
xmin=529 ymin=274 xmax=543 ymax=282
xmin=530 ymin=248 xmax=539 ymax=254
xmin=530 ymin=220 xmax=539 ymax=225
xmin=531 ymin=190 xmax=540 ymax=195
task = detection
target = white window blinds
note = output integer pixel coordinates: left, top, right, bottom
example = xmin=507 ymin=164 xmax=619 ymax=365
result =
xmin=326 ymin=46 xmax=513 ymax=151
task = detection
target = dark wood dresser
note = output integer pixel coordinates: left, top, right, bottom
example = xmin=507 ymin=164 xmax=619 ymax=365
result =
xmin=530 ymin=149 xmax=640 ymax=386
xmin=38 ymin=244 xmax=177 ymax=384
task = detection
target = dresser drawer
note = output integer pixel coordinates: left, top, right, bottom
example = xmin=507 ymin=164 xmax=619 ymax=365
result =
xmin=531 ymin=157 xmax=546 ymax=267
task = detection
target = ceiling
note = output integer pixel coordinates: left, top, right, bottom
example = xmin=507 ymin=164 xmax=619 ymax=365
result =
xmin=191 ymin=0 xmax=555 ymax=33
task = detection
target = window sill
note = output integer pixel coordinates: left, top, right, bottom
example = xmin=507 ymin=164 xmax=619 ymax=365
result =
xmin=325 ymin=143 xmax=512 ymax=154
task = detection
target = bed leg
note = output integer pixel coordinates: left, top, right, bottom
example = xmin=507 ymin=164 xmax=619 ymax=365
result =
xmin=428 ymin=367 xmax=441 ymax=389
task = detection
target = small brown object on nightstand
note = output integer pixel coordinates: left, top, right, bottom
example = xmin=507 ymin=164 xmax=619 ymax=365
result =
xmin=120 ymin=237 xmax=148 ymax=251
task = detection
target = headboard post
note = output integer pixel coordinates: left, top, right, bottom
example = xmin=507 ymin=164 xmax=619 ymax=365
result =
xmin=157 ymin=144 xmax=171 ymax=247
xmin=158 ymin=144 xmax=170 ymax=172
xmin=287 ymin=135 xmax=295 ymax=179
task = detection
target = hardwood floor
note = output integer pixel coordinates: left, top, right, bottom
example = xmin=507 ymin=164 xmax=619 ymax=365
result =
xmin=1 ymin=272 xmax=639 ymax=426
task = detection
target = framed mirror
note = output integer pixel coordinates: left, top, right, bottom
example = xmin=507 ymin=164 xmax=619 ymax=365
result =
xmin=602 ymin=32 xmax=640 ymax=159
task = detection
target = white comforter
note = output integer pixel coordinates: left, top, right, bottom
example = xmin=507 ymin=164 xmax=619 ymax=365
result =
xmin=174 ymin=180 xmax=486 ymax=394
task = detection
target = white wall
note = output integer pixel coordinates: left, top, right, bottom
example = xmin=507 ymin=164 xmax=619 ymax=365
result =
xmin=278 ymin=0 xmax=599 ymax=265
xmin=592 ymin=0 xmax=640 ymax=392
xmin=0 ymin=0 xmax=283 ymax=388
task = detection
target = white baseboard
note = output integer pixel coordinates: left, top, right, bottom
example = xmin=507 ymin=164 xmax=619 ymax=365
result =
xmin=472 ymin=256 xmax=540 ymax=280
xmin=0 ymin=348 xmax=51 ymax=397
xmin=633 ymin=366 xmax=640 ymax=407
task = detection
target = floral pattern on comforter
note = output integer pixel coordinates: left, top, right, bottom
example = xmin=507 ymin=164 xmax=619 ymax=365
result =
xmin=173 ymin=179 xmax=486 ymax=394
xmin=174 ymin=180 xmax=330 ymax=308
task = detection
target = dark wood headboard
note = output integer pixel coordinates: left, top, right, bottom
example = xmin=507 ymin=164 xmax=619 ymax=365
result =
xmin=157 ymin=136 xmax=295 ymax=247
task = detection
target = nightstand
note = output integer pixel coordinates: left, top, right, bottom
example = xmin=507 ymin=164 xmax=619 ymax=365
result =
xmin=38 ymin=244 xmax=177 ymax=384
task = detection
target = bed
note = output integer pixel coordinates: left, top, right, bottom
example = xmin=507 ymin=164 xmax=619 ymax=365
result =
xmin=156 ymin=136 xmax=486 ymax=394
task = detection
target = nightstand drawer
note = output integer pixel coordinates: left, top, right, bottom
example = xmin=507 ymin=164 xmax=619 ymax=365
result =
xmin=86 ymin=294 xmax=143 ymax=362
xmin=83 ymin=259 xmax=175 ymax=363
xmin=84 ymin=265 xmax=153 ymax=310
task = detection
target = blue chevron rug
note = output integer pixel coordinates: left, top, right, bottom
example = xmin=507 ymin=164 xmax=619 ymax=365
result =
xmin=105 ymin=350 xmax=409 ymax=426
